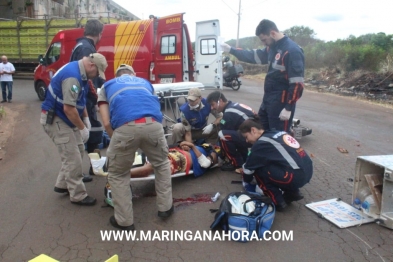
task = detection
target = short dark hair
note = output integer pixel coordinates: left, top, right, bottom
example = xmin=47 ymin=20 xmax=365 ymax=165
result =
xmin=255 ymin=19 xmax=279 ymax=36
xmin=238 ymin=119 xmax=262 ymax=134
xmin=206 ymin=91 xmax=227 ymax=103
xmin=84 ymin=19 xmax=104 ymax=37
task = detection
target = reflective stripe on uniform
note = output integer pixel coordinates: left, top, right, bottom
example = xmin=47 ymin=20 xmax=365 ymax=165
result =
xmin=258 ymin=136 xmax=300 ymax=169
xmin=272 ymin=61 xmax=286 ymax=71
xmin=225 ymin=108 xmax=250 ymax=120
xmin=48 ymin=83 xmax=85 ymax=110
xmin=289 ymin=77 xmax=304 ymax=83
xmin=108 ymin=86 xmax=148 ymax=104
xmin=253 ymin=49 xmax=262 ymax=64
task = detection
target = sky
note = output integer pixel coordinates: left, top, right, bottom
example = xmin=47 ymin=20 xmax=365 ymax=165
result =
xmin=113 ymin=0 xmax=393 ymax=44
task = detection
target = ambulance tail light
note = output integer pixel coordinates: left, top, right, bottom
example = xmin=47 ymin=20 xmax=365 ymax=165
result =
xmin=149 ymin=62 xmax=155 ymax=81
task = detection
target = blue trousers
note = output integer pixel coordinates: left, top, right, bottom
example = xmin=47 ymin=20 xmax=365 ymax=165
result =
xmin=1 ymin=81 xmax=13 ymax=101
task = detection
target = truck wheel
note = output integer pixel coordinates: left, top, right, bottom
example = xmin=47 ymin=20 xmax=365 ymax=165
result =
xmin=231 ymin=78 xmax=241 ymax=91
xmin=35 ymin=81 xmax=46 ymax=101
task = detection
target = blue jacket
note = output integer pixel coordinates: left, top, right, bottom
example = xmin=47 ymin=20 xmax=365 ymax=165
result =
xmin=230 ymin=36 xmax=304 ymax=111
xmin=220 ymin=101 xmax=256 ymax=131
xmin=180 ymin=98 xmax=211 ymax=130
xmin=103 ymin=74 xmax=163 ymax=129
xmin=41 ymin=61 xmax=87 ymax=127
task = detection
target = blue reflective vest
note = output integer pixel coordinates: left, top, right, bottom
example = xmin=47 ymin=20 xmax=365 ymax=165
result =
xmin=103 ymin=74 xmax=163 ymax=129
xmin=41 ymin=61 xmax=87 ymax=127
xmin=180 ymin=98 xmax=211 ymax=130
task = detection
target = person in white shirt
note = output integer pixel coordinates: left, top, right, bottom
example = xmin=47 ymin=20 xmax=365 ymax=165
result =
xmin=0 ymin=56 xmax=15 ymax=103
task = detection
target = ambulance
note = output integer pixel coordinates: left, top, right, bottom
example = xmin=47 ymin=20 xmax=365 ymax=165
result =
xmin=33 ymin=13 xmax=222 ymax=101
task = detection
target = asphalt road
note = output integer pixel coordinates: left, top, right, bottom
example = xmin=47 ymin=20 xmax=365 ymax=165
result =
xmin=0 ymin=79 xmax=392 ymax=262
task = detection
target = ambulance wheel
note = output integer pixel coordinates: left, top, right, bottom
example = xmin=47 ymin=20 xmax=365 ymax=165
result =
xmin=36 ymin=81 xmax=46 ymax=101
xmin=231 ymin=78 xmax=241 ymax=91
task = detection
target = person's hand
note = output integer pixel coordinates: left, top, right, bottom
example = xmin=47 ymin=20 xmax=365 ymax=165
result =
xmin=80 ymin=127 xmax=90 ymax=143
xmin=279 ymin=109 xmax=291 ymax=121
xmin=180 ymin=141 xmax=194 ymax=148
xmin=202 ymin=123 xmax=214 ymax=135
xmin=220 ymin=43 xmax=231 ymax=53
xmin=83 ymin=117 xmax=91 ymax=131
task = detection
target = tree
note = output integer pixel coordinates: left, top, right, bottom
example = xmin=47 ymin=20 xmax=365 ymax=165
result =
xmin=283 ymin=26 xmax=317 ymax=47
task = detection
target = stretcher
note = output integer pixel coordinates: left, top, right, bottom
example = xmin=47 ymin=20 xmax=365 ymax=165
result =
xmin=153 ymin=82 xmax=205 ymax=132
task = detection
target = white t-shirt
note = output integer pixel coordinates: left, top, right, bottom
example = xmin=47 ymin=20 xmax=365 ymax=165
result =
xmin=0 ymin=62 xmax=15 ymax=82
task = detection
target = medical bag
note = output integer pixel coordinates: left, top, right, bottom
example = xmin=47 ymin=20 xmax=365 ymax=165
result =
xmin=210 ymin=192 xmax=275 ymax=242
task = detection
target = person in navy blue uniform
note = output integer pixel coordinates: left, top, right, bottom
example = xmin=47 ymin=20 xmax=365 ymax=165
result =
xmin=207 ymin=91 xmax=256 ymax=173
xmin=221 ymin=19 xmax=304 ymax=133
xmin=239 ymin=119 xmax=313 ymax=211
xmin=171 ymin=87 xmax=222 ymax=145
xmin=70 ymin=19 xmax=104 ymax=182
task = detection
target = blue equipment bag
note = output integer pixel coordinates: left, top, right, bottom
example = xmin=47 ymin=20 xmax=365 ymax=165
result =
xmin=210 ymin=192 xmax=275 ymax=242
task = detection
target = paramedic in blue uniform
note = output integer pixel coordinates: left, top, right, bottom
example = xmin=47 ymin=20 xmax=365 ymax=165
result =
xmin=171 ymin=87 xmax=222 ymax=145
xmin=98 ymin=64 xmax=173 ymax=231
xmin=40 ymin=53 xmax=108 ymax=206
xmin=70 ymin=19 xmax=104 ymax=181
xmin=239 ymin=119 xmax=313 ymax=211
xmin=207 ymin=91 xmax=256 ymax=172
xmin=221 ymin=19 xmax=304 ymax=133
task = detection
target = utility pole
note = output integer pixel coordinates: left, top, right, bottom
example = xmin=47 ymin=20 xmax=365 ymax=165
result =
xmin=236 ymin=0 xmax=241 ymax=48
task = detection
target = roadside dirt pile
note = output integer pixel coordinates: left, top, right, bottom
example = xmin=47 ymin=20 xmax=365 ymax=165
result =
xmin=305 ymin=69 xmax=393 ymax=104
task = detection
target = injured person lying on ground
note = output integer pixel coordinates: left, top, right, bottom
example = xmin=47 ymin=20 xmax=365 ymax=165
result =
xmin=101 ymin=142 xmax=221 ymax=207
xmin=131 ymin=141 xmax=221 ymax=178
xmin=88 ymin=142 xmax=221 ymax=178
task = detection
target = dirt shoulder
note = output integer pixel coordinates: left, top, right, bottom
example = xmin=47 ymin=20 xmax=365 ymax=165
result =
xmin=0 ymin=105 xmax=20 ymax=161
xmin=243 ymin=68 xmax=393 ymax=107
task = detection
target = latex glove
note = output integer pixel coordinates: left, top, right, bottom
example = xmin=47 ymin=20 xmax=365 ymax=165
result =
xmin=279 ymin=108 xmax=291 ymax=121
xmin=80 ymin=127 xmax=90 ymax=143
xmin=202 ymin=123 xmax=214 ymax=135
xmin=83 ymin=117 xmax=91 ymax=131
xmin=220 ymin=43 xmax=231 ymax=53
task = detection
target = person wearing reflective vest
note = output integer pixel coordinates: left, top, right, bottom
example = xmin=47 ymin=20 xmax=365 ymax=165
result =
xmin=171 ymin=87 xmax=222 ymax=145
xmin=221 ymin=19 xmax=304 ymax=133
xmin=207 ymin=91 xmax=256 ymax=173
xmin=239 ymin=119 xmax=313 ymax=212
xmin=40 ymin=53 xmax=108 ymax=206
xmin=98 ymin=64 xmax=173 ymax=231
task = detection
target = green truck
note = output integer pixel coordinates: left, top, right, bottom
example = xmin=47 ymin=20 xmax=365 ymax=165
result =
xmin=0 ymin=16 xmax=129 ymax=72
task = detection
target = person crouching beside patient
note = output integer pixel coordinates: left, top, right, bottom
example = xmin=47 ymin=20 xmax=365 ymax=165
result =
xmin=238 ymin=119 xmax=313 ymax=211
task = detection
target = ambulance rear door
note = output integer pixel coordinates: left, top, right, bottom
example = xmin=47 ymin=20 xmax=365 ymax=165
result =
xmin=155 ymin=14 xmax=190 ymax=84
xmin=194 ymin=19 xmax=222 ymax=89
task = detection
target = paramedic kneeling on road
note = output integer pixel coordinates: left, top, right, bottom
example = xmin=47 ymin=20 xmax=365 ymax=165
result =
xmin=207 ymin=91 xmax=256 ymax=173
xmin=171 ymin=87 xmax=222 ymax=145
xmin=239 ymin=119 xmax=313 ymax=211
xmin=40 ymin=53 xmax=108 ymax=206
xmin=98 ymin=64 xmax=173 ymax=231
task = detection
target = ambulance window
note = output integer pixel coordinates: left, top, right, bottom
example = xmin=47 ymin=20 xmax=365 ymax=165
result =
xmin=200 ymin=39 xmax=217 ymax=55
xmin=161 ymin=35 xmax=176 ymax=54
xmin=46 ymin=42 xmax=61 ymax=65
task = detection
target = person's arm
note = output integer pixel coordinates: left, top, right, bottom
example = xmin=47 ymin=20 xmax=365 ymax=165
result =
xmin=99 ymin=103 xmax=114 ymax=137
xmin=64 ymin=104 xmax=85 ymax=129
xmin=180 ymin=141 xmax=211 ymax=168
xmin=284 ymin=50 xmax=305 ymax=111
xmin=230 ymin=47 xmax=269 ymax=65
xmin=130 ymin=163 xmax=154 ymax=178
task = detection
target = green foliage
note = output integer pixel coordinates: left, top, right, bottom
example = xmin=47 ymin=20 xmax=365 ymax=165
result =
xmin=0 ymin=106 xmax=5 ymax=119
xmin=224 ymin=27 xmax=393 ymax=72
